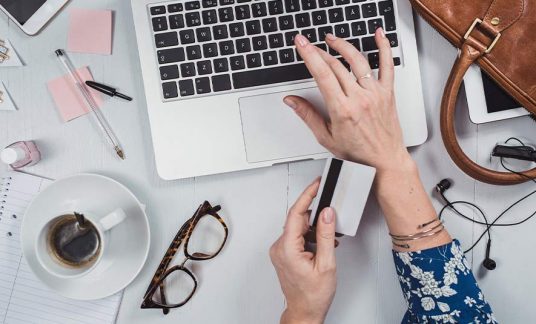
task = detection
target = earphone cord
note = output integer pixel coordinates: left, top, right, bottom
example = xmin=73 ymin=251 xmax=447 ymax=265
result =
xmin=439 ymin=137 xmax=536 ymax=254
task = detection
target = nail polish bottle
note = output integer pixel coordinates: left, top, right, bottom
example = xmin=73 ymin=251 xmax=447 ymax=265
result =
xmin=1 ymin=141 xmax=41 ymax=169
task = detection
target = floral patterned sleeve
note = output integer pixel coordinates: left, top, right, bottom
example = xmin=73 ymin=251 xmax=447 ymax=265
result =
xmin=393 ymin=239 xmax=498 ymax=323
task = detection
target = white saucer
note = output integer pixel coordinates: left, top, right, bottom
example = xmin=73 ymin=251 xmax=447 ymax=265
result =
xmin=21 ymin=174 xmax=150 ymax=300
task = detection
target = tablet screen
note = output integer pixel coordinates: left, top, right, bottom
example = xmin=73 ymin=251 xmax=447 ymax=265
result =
xmin=0 ymin=0 xmax=47 ymax=25
xmin=481 ymin=72 xmax=521 ymax=113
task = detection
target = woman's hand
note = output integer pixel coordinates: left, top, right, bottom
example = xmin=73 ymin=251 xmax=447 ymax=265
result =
xmin=270 ymin=180 xmax=337 ymax=324
xmin=284 ymin=29 xmax=412 ymax=174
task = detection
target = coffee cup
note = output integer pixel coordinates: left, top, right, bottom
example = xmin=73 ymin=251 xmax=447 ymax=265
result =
xmin=36 ymin=208 xmax=127 ymax=278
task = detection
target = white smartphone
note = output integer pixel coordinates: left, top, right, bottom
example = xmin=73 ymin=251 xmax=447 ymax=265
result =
xmin=0 ymin=0 xmax=69 ymax=36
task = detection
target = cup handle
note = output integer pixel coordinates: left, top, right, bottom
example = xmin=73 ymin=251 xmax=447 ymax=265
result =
xmin=99 ymin=208 xmax=127 ymax=232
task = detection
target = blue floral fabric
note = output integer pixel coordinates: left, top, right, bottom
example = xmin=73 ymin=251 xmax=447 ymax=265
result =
xmin=393 ymin=240 xmax=497 ymax=323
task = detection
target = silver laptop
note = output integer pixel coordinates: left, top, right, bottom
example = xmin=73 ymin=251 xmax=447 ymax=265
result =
xmin=131 ymin=0 xmax=427 ymax=180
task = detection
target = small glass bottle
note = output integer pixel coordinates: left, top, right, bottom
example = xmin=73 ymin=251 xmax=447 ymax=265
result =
xmin=0 ymin=141 xmax=41 ymax=169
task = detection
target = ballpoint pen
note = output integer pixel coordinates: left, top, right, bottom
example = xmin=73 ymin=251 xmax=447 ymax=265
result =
xmin=54 ymin=49 xmax=125 ymax=160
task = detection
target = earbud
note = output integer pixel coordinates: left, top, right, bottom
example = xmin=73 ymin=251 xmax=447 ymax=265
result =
xmin=436 ymin=179 xmax=452 ymax=194
xmin=483 ymin=239 xmax=497 ymax=271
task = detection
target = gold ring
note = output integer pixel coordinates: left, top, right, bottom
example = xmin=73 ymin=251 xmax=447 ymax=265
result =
xmin=359 ymin=73 xmax=372 ymax=80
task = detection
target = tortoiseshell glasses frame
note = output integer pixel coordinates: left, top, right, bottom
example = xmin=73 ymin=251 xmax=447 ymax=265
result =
xmin=141 ymin=201 xmax=228 ymax=314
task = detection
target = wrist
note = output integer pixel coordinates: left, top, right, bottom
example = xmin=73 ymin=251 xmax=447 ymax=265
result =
xmin=375 ymin=151 xmax=417 ymax=182
xmin=281 ymin=308 xmax=324 ymax=324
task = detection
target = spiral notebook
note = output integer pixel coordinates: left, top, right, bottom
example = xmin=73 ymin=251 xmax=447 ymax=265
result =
xmin=0 ymin=171 xmax=122 ymax=324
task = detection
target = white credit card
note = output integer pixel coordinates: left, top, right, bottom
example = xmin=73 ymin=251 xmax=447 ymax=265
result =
xmin=310 ymin=158 xmax=376 ymax=237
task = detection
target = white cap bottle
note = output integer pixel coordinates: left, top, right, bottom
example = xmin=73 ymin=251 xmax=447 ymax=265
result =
xmin=1 ymin=141 xmax=41 ymax=169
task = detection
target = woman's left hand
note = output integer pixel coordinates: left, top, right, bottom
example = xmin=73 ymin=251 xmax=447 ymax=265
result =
xmin=270 ymin=179 xmax=337 ymax=324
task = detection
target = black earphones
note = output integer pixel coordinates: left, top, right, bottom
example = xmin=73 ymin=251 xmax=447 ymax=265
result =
xmin=483 ymin=240 xmax=497 ymax=270
xmin=435 ymin=179 xmax=496 ymax=271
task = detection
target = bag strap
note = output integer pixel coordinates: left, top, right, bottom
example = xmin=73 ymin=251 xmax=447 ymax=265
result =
xmin=440 ymin=41 xmax=536 ymax=185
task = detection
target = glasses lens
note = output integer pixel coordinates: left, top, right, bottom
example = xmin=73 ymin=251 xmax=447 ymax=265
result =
xmin=154 ymin=268 xmax=196 ymax=306
xmin=187 ymin=214 xmax=226 ymax=259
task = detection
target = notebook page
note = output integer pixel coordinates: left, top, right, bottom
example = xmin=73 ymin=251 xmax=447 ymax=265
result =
xmin=0 ymin=172 xmax=122 ymax=324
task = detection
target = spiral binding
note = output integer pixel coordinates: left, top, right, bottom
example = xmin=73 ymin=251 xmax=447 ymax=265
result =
xmin=0 ymin=175 xmax=13 ymax=217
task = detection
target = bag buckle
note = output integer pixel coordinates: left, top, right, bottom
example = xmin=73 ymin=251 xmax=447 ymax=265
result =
xmin=464 ymin=18 xmax=502 ymax=54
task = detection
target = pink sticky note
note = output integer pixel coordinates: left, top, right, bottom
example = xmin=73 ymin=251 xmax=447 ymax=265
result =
xmin=67 ymin=9 xmax=113 ymax=55
xmin=47 ymin=66 xmax=104 ymax=122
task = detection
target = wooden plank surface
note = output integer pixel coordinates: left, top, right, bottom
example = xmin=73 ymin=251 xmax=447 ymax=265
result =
xmin=0 ymin=0 xmax=535 ymax=323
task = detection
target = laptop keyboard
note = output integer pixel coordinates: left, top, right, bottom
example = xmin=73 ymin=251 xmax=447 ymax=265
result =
xmin=149 ymin=0 xmax=402 ymax=101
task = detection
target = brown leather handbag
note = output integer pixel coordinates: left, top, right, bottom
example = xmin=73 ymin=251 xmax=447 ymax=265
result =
xmin=409 ymin=0 xmax=536 ymax=185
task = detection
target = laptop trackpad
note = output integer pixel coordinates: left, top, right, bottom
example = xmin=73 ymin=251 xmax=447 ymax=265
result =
xmin=239 ymin=87 xmax=328 ymax=163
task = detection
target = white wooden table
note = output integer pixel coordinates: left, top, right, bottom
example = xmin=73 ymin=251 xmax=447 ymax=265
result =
xmin=1 ymin=1 xmax=535 ymax=323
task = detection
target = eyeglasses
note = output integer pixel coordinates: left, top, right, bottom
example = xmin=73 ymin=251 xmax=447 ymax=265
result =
xmin=141 ymin=201 xmax=228 ymax=314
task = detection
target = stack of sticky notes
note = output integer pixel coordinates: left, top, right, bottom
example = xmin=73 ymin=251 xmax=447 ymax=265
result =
xmin=67 ymin=8 xmax=113 ymax=55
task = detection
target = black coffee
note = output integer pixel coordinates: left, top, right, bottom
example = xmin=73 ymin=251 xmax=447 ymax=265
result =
xmin=47 ymin=215 xmax=101 ymax=268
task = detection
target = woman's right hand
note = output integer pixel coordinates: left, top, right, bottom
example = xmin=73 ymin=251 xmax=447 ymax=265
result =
xmin=284 ymin=28 xmax=413 ymax=173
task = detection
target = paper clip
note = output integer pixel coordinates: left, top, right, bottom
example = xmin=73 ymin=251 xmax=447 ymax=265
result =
xmin=0 ymin=90 xmax=3 ymax=103
xmin=0 ymin=39 xmax=9 ymax=63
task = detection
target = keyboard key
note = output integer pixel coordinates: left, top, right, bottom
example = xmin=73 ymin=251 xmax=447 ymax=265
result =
xmin=279 ymin=48 xmax=295 ymax=63
xmin=196 ymin=27 xmax=212 ymax=42
xmin=155 ymin=32 xmax=179 ymax=48
xmin=312 ymin=10 xmax=327 ymax=25
xmin=295 ymin=13 xmax=311 ymax=28
xmin=197 ymin=60 xmax=213 ymax=75
xmin=336 ymin=0 xmax=350 ymax=4
xmin=268 ymin=33 xmax=285 ymax=48
xmin=351 ymin=21 xmax=367 ymax=36
xmin=284 ymin=0 xmax=300 ymax=12
xmin=160 ymin=65 xmax=180 ymax=80
xmin=285 ymin=31 xmax=298 ymax=46
xmin=301 ymin=0 xmax=317 ymax=10
xmin=386 ymin=33 xmax=398 ymax=47
xmin=203 ymin=43 xmax=219 ymax=57
xmin=162 ymin=81 xmax=178 ymax=98
xmin=169 ymin=14 xmax=185 ymax=29
xmin=185 ymin=12 xmax=201 ymax=27
xmin=202 ymin=9 xmax=218 ymax=24
xmin=252 ymin=36 xmax=268 ymax=50
xmin=302 ymin=28 xmax=317 ymax=43
xmin=362 ymin=3 xmax=377 ymax=18
xmin=219 ymin=7 xmax=234 ymax=22
xmin=262 ymin=18 xmax=278 ymax=33
xmin=236 ymin=38 xmax=252 ymax=53
xmin=328 ymin=8 xmax=344 ymax=23
xmin=152 ymin=17 xmax=168 ymax=32
xmin=157 ymin=48 xmax=185 ymax=64
xmin=246 ymin=53 xmax=262 ymax=68
xmin=186 ymin=45 xmax=202 ymax=60
xmin=252 ymin=2 xmax=267 ymax=17
xmin=361 ymin=36 xmax=378 ymax=51
xmin=202 ymin=0 xmax=218 ymax=7
xmin=337 ymin=57 xmax=350 ymax=70
xmin=230 ymin=56 xmax=246 ymax=70
xmin=379 ymin=0 xmax=396 ymax=31
xmin=179 ymin=29 xmax=196 ymax=44
xmin=230 ymin=22 xmax=245 ymax=37
xmin=213 ymin=25 xmax=229 ymax=39
xmin=318 ymin=0 xmax=334 ymax=8
xmin=334 ymin=23 xmax=350 ymax=38
xmin=345 ymin=5 xmax=360 ymax=20
xmin=185 ymin=1 xmax=201 ymax=10
xmin=220 ymin=0 xmax=235 ymax=5
xmin=168 ymin=3 xmax=184 ymax=12
xmin=212 ymin=74 xmax=232 ymax=92
xmin=151 ymin=6 xmax=166 ymax=15
xmin=368 ymin=18 xmax=383 ymax=34
xmin=219 ymin=40 xmax=235 ymax=55
xmin=214 ymin=58 xmax=229 ymax=72
xmin=268 ymin=0 xmax=284 ymax=14
xmin=232 ymin=63 xmax=312 ymax=89
xmin=263 ymin=51 xmax=279 ymax=66
xmin=316 ymin=43 xmax=328 ymax=51
xmin=295 ymin=49 xmax=303 ymax=61
xmin=393 ymin=57 xmax=401 ymax=66
xmin=318 ymin=26 xmax=333 ymax=41
xmin=180 ymin=62 xmax=196 ymax=77
xmin=246 ymin=20 xmax=262 ymax=35
xmin=235 ymin=5 xmax=251 ymax=20
xmin=279 ymin=15 xmax=294 ymax=30
xmin=368 ymin=52 xmax=379 ymax=69
xmin=347 ymin=38 xmax=360 ymax=51
xmin=179 ymin=79 xmax=195 ymax=96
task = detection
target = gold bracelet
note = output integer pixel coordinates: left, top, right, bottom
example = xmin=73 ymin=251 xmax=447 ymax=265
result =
xmin=389 ymin=220 xmax=443 ymax=240
xmin=392 ymin=226 xmax=445 ymax=249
